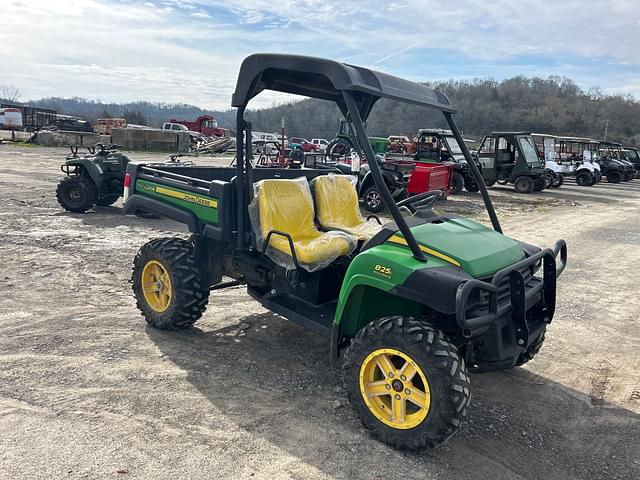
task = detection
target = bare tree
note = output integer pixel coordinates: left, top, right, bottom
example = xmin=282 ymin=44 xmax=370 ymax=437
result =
xmin=0 ymin=84 xmax=22 ymax=103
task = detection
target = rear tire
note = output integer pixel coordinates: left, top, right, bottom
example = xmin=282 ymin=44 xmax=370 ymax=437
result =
xmin=606 ymin=170 xmax=622 ymax=183
xmin=362 ymin=185 xmax=384 ymax=213
xmin=514 ymin=176 xmax=534 ymax=193
xmin=451 ymin=172 xmax=464 ymax=194
xmin=575 ymin=171 xmax=593 ymax=186
xmin=132 ymin=237 xmax=209 ymax=330
xmin=533 ymin=178 xmax=545 ymax=192
xmin=516 ymin=332 xmax=546 ymax=366
xmin=342 ymin=316 xmax=470 ymax=450
xmin=56 ymin=176 xmax=96 ymax=213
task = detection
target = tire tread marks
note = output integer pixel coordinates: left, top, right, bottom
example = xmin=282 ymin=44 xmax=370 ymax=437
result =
xmin=131 ymin=237 xmax=209 ymax=330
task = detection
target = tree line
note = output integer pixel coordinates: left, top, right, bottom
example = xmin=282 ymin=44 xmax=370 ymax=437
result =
xmin=246 ymin=76 xmax=640 ymax=145
xmin=3 ymin=76 xmax=640 ymax=145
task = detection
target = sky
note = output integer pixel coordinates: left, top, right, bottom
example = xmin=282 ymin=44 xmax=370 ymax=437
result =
xmin=2 ymin=0 xmax=640 ymax=110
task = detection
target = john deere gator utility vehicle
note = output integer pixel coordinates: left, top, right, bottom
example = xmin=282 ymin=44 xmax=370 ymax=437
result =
xmin=124 ymin=54 xmax=567 ymax=450
xmin=476 ymin=132 xmax=547 ymax=193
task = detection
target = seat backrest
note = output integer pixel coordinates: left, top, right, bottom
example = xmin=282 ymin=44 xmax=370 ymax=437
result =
xmin=312 ymin=175 xmax=362 ymax=228
xmin=255 ymin=178 xmax=316 ymax=239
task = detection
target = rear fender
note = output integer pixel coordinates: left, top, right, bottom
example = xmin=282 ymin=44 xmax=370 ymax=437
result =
xmin=64 ymin=159 xmax=104 ymax=188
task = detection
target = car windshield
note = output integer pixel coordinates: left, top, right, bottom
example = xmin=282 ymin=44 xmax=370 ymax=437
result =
xmin=518 ymin=136 xmax=541 ymax=164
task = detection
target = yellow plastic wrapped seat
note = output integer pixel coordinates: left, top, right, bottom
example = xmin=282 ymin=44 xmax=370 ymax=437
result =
xmin=249 ymin=177 xmax=356 ymax=271
xmin=311 ymin=174 xmax=383 ymax=241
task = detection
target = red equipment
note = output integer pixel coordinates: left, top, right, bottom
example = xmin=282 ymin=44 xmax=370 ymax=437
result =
xmin=407 ymin=162 xmax=452 ymax=195
xmin=169 ymin=115 xmax=229 ymax=137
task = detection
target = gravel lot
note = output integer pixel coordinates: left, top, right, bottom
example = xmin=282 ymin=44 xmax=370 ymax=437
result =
xmin=0 ymin=145 xmax=638 ymax=480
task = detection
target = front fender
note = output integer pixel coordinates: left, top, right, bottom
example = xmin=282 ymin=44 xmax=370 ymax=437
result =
xmin=334 ymin=244 xmax=461 ymax=337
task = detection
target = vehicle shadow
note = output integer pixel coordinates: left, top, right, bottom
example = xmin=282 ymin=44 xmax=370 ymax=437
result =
xmin=147 ymin=314 xmax=640 ymax=480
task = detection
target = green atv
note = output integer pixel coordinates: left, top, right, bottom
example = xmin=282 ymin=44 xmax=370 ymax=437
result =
xmin=476 ymin=132 xmax=547 ymax=193
xmin=56 ymin=143 xmax=132 ymax=212
xmin=124 ymin=54 xmax=567 ymax=449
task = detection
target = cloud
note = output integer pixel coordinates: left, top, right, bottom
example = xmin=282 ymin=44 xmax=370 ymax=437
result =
xmin=1 ymin=0 xmax=639 ymax=110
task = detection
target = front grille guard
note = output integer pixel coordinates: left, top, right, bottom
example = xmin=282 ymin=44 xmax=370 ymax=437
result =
xmin=456 ymin=240 xmax=567 ymax=344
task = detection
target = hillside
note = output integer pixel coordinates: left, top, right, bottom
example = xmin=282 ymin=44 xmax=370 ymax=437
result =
xmin=5 ymin=75 xmax=639 ymax=145
xmin=246 ymin=76 xmax=640 ymax=145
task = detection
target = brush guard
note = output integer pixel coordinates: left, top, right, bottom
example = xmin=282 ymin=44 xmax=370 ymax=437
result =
xmin=456 ymin=239 xmax=567 ymax=346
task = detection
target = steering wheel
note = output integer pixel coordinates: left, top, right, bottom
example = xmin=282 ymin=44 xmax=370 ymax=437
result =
xmin=396 ymin=190 xmax=442 ymax=214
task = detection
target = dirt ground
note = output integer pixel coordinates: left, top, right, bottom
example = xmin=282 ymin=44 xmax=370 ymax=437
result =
xmin=0 ymin=145 xmax=638 ymax=480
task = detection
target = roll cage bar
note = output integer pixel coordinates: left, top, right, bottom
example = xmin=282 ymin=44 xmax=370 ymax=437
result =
xmin=232 ymin=53 xmax=502 ymax=260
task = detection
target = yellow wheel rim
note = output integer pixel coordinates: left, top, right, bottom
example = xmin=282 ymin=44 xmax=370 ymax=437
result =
xmin=359 ymin=348 xmax=431 ymax=430
xmin=141 ymin=260 xmax=172 ymax=313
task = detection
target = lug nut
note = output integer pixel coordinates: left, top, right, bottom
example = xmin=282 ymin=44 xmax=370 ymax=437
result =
xmin=400 ymin=375 xmax=406 ymax=381
xmin=518 ymin=339 xmax=525 ymax=345
xmin=395 ymin=394 xmax=401 ymax=400
xmin=385 ymin=384 xmax=391 ymax=390
xmin=405 ymin=389 xmax=411 ymax=395
xmin=388 ymin=372 xmax=394 ymax=378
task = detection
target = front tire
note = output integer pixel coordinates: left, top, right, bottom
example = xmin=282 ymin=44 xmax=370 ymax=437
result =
xmin=606 ymin=170 xmax=622 ymax=183
xmin=464 ymin=176 xmax=480 ymax=193
xmin=56 ymin=176 xmax=96 ymax=212
xmin=575 ymin=170 xmax=593 ymax=186
xmin=132 ymin=237 xmax=209 ymax=330
xmin=514 ymin=176 xmax=534 ymax=193
xmin=551 ymin=174 xmax=564 ymax=188
xmin=451 ymin=172 xmax=464 ymax=194
xmin=342 ymin=317 xmax=470 ymax=449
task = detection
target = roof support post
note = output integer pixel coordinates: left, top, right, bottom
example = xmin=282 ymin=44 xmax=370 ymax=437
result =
xmin=443 ymin=112 xmax=502 ymax=234
xmin=343 ymin=91 xmax=426 ymax=261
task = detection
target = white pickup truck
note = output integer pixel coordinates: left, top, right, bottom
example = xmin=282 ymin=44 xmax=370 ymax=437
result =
xmin=161 ymin=122 xmax=201 ymax=138
xmin=311 ymin=138 xmax=329 ymax=152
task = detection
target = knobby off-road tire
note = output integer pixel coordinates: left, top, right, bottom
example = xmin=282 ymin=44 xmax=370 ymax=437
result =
xmin=342 ymin=316 xmax=470 ymax=450
xmin=515 ymin=332 xmax=546 ymax=366
xmin=56 ymin=176 xmax=97 ymax=213
xmin=132 ymin=237 xmax=209 ymax=330
xmin=533 ymin=178 xmax=546 ymax=192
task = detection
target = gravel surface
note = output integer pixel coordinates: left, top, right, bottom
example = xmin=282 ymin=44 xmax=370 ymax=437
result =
xmin=0 ymin=145 xmax=638 ymax=480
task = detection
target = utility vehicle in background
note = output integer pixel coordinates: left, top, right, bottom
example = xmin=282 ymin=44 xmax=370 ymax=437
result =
xmin=56 ymin=143 xmax=133 ymax=212
xmin=476 ymin=132 xmax=547 ymax=193
xmin=534 ymin=134 xmax=596 ymax=186
xmin=413 ymin=128 xmax=476 ymax=193
xmin=622 ymin=147 xmax=640 ymax=177
xmin=124 ymin=54 xmax=567 ymax=450
xmin=597 ymin=141 xmax=634 ymax=183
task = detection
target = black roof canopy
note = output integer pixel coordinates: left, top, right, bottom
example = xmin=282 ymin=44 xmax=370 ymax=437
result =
xmin=231 ymin=53 xmax=456 ymax=118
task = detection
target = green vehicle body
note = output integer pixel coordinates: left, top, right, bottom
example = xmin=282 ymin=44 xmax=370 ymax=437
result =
xmin=476 ymin=132 xmax=547 ymax=192
xmin=125 ymin=54 xmax=568 ymax=450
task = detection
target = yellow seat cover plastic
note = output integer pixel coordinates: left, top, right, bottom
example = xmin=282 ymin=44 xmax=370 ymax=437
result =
xmin=253 ymin=178 xmax=354 ymax=270
xmin=313 ymin=175 xmax=382 ymax=240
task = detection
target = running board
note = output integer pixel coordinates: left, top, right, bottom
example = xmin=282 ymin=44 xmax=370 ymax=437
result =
xmin=247 ymin=288 xmax=335 ymax=338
